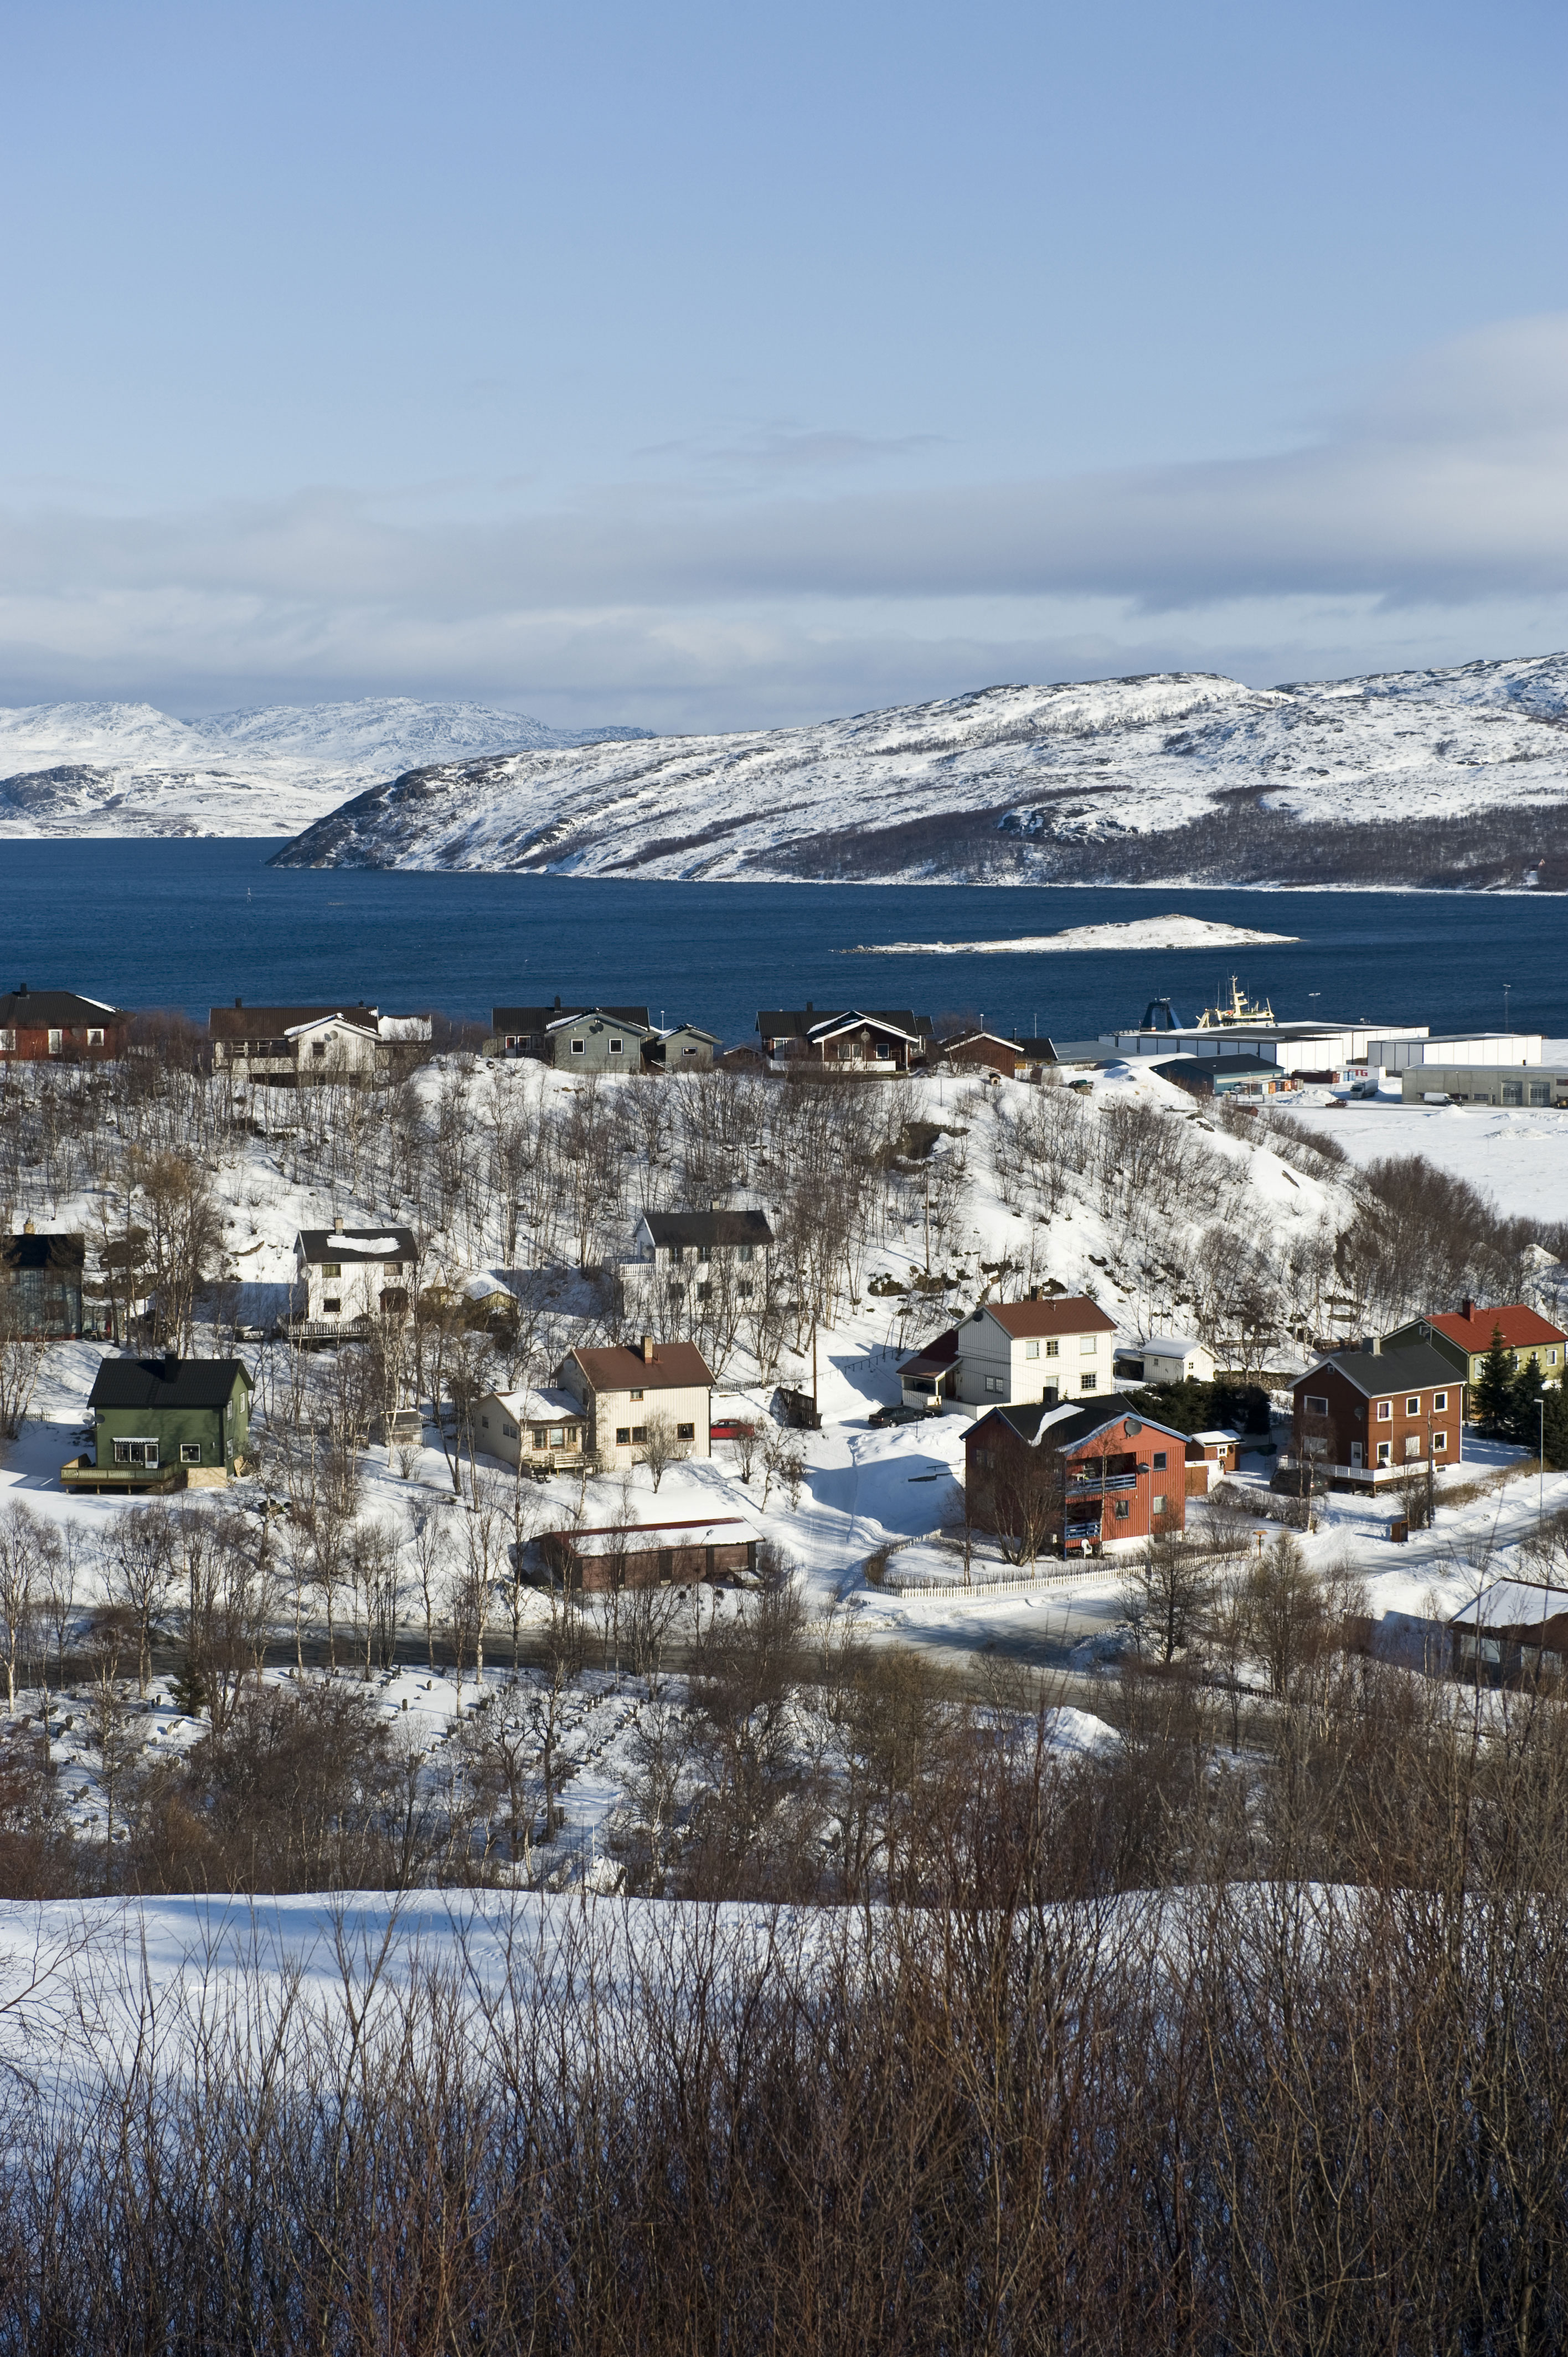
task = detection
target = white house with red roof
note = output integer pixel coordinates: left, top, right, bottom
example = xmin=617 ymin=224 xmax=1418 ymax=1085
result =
xmin=1383 ymin=1300 xmax=1568 ymax=1397
xmin=899 ymin=1290 xmax=1118 ymax=1412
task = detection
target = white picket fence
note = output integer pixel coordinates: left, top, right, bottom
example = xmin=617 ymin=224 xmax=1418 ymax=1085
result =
xmin=884 ymin=1562 xmax=1102 ymax=1605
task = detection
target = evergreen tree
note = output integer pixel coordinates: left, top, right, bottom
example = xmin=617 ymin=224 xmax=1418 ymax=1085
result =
xmin=1540 ymin=1381 xmax=1568 ymax=1471
xmin=1472 ymin=1327 xmax=1515 ymax=1437
xmin=1508 ymin=1355 xmax=1546 ymax=1449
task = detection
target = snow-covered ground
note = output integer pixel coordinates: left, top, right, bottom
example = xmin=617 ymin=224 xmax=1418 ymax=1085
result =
xmin=0 ymin=696 xmax=649 ymax=840
xmin=267 ymin=650 xmax=1568 ymax=882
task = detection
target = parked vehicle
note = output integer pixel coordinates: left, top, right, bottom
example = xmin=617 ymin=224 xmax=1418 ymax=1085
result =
xmin=869 ymin=1401 xmax=936 ymax=1429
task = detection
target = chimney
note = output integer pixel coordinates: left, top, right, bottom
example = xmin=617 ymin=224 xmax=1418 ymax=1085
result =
xmin=1028 ymin=1284 xmax=1041 ymax=1301
xmin=234 ymin=996 xmax=242 ymax=1009
xmin=162 ymin=1351 xmax=178 ymax=1380
xmin=15 ymin=984 xmax=25 ymax=997
xmin=22 ymin=1218 xmax=34 ymax=1235
xmin=554 ymin=995 xmax=561 ymax=1009
xmin=641 ymin=1334 xmax=655 ymax=1364
xmin=1462 ymin=1296 xmax=1475 ymax=1321
xmin=334 ymin=1214 xmax=344 ymax=1232
xmin=1361 ymin=1334 xmax=1380 ymax=1355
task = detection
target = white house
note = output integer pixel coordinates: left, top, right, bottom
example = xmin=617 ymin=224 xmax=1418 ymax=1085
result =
xmin=474 ymin=1386 xmax=586 ymax=1470
xmin=1114 ymin=1334 xmax=1215 ymax=1386
xmin=556 ymin=1335 xmax=716 ymax=1467
xmin=292 ymin=1222 xmax=417 ymax=1336
xmin=899 ymin=1293 xmax=1119 ymax=1412
xmin=632 ymin=1209 xmax=773 ymax=1308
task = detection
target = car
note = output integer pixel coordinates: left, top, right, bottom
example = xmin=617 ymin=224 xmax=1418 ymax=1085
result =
xmin=868 ymin=1401 xmax=936 ymax=1428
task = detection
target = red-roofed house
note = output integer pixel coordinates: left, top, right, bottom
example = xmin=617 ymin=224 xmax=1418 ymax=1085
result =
xmin=1383 ymin=1300 xmax=1568 ymax=1398
xmin=899 ymin=1290 xmax=1118 ymax=1412
xmin=556 ymin=1335 xmax=716 ymax=1465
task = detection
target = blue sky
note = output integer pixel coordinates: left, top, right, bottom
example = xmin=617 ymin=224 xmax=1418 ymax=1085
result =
xmin=2 ymin=0 xmax=1566 ymax=727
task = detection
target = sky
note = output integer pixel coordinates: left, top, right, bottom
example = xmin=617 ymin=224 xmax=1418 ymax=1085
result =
xmin=2 ymin=0 xmax=1567 ymax=731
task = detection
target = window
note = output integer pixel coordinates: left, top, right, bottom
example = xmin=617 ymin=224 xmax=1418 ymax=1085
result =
xmin=571 ymin=1039 xmax=585 ymax=1055
xmin=1112 ymin=1498 xmax=1129 ymax=1519
xmin=112 ymin=1439 xmax=158 ymax=1468
xmin=1530 ymin=1083 xmax=1551 ymax=1107
xmin=677 ymin=1421 xmax=695 ymax=1440
xmin=323 ymin=1297 xmax=341 ymax=1314
xmin=47 ymin=1029 xmax=61 ymax=1053
xmin=566 ymin=1428 xmax=580 ymax=1448
xmin=179 ymin=1442 xmax=202 ymax=1465
xmin=737 ymin=1244 xmax=754 ymax=1263
xmin=1045 ymin=1339 xmax=1059 ymax=1358
xmin=0 ymin=1030 xmax=13 ymax=1051
xmin=697 ymin=1283 xmax=711 ymax=1303
xmin=386 ymin=1262 xmax=401 ymax=1277
xmin=1434 ymin=1391 xmax=1448 ymax=1411
xmin=984 ymin=1376 xmax=1005 ymax=1394
xmin=1080 ymin=1335 xmax=1097 ymax=1355
xmin=631 ymin=1425 xmax=647 ymax=1444
xmin=1152 ymin=1493 xmax=1167 ymax=1517
xmin=480 ymin=1414 xmax=489 ymax=1429
xmin=616 ymin=1425 xmax=631 ymax=1444
xmin=312 ymin=1040 xmax=327 ymax=1058
xmin=1025 ymin=1340 xmax=1040 ymax=1360
xmin=1376 ymin=1400 xmax=1392 ymax=1421
xmin=609 ymin=1037 xmax=623 ymax=1054
xmin=1304 ymin=1394 xmax=1328 ymax=1416
xmin=1433 ymin=1430 xmax=1447 ymax=1453
xmin=1550 ymin=1354 xmax=1560 ymax=1368
xmin=549 ymin=1428 xmax=565 ymax=1448
xmin=668 ymin=1281 xmax=685 ymax=1302
xmin=532 ymin=1427 xmax=548 ymax=1448
xmin=1404 ymin=1435 xmax=1421 ymax=1459
xmin=737 ymin=1278 xmax=753 ymax=1297
xmin=1376 ymin=1441 xmax=1391 ymax=1466
xmin=1503 ymin=1081 xmax=1523 ymax=1106
xmin=670 ymin=1246 xmax=685 ymax=1265
xmin=86 ymin=1028 xmax=104 ymax=1046
xmin=1405 ymin=1396 xmax=1420 ymax=1415
xmin=502 ymin=1422 xmax=518 ymax=1439
xmin=1153 ymin=1450 xmax=1167 ymax=1470
xmin=631 ymin=1386 xmax=644 ymax=1401
xmin=974 ymin=1447 xmax=994 ymax=1470
xmin=321 ymin=1262 xmax=341 ymax=1278
xmin=1080 ymin=1373 xmax=1097 ymax=1392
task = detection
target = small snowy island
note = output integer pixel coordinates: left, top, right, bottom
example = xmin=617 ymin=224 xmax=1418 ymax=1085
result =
xmin=844 ymin=914 xmax=1301 ymax=956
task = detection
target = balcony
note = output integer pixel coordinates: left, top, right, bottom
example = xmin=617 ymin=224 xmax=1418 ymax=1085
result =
xmin=1066 ymin=1470 xmax=1139 ymax=1495
xmin=1277 ymin=1450 xmax=1442 ymax=1488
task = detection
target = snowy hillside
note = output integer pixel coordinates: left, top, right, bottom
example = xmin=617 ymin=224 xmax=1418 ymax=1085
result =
xmin=272 ymin=651 xmax=1568 ymax=890
xmin=0 ymin=697 xmax=650 ymax=839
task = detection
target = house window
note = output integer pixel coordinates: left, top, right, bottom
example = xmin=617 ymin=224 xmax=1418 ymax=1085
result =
xmin=1080 ymin=1336 xmax=1096 ymax=1354
xmin=1112 ymin=1498 xmax=1129 ymax=1519
xmin=1080 ymin=1373 xmax=1097 ymax=1392
xmin=1376 ymin=1401 xmax=1392 ymax=1421
xmin=631 ymin=1386 xmax=644 ymax=1401
xmin=180 ymin=1442 xmax=202 ymax=1465
xmin=321 ymin=1262 xmax=341 ymax=1278
xmin=323 ymin=1298 xmax=341 ymax=1314
xmin=532 ymin=1427 xmax=548 ymax=1448
xmin=984 ymin=1376 xmax=1005 ymax=1394
xmin=1376 ymin=1442 xmax=1391 ymax=1466
xmin=1433 ymin=1430 xmax=1447 ymax=1452
xmin=312 ymin=1041 xmax=327 ymax=1058
xmin=737 ymin=1278 xmax=753 ymax=1296
xmin=1434 ymin=1392 xmax=1448 ymax=1411
xmin=697 ymin=1283 xmax=711 ymax=1303
xmin=974 ymin=1447 xmax=994 ymax=1470
xmin=1152 ymin=1494 xmax=1167 ymax=1517
xmin=0 ymin=1030 xmax=13 ymax=1051
xmin=1025 ymin=1340 xmax=1040 ymax=1360
xmin=1405 ymin=1395 xmax=1420 ymax=1414
xmin=502 ymin=1422 xmax=518 ymax=1439
xmin=1045 ymin=1340 xmax=1059 ymax=1358
xmin=610 ymin=1038 xmax=623 ymax=1054
xmin=668 ymin=1282 xmax=685 ymax=1302
xmin=570 ymin=1039 xmax=585 ymax=1055
xmin=87 ymin=1028 xmax=104 ymax=1046
xmin=1304 ymin=1394 xmax=1329 ymax=1414
xmin=386 ymin=1262 xmax=401 ymax=1277
xmin=1550 ymin=1355 xmax=1560 ymax=1368
xmin=1404 ymin=1435 xmax=1421 ymax=1460
xmin=112 ymin=1439 xmax=158 ymax=1468
xmin=677 ymin=1421 xmax=695 ymax=1440
xmin=1153 ymin=1451 xmax=1167 ymax=1470
xmin=616 ymin=1425 xmax=631 ymax=1444
xmin=47 ymin=1029 xmax=62 ymax=1053
xmin=480 ymin=1414 xmax=489 ymax=1429
xmin=631 ymin=1425 xmax=648 ymax=1444
xmin=549 ymin=1428 xmax=565 ymax=1448
xmin=566 ymin=1428 xmax=580 ymax=1448
xmin=737 ymin=1244 xmax=754 ymax=1263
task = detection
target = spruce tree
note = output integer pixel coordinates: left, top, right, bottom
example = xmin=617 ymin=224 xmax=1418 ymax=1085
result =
xmin=1472 ymin=1326 xmax=1515 ymax=1437
xmin=1509 ymin=1354 xmax=1546 ymax=1449
xmin=1540 ymin=1381 xmax=1568 ymax=1471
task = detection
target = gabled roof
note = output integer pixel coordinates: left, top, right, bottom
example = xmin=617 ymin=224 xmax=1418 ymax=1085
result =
xmin=545 ymin=1006 xmax=656 ymax=1037
xmin=0 ymin=989 xmax=122 ymax=1028
xmin=2 ymin=1231 xmax=84 ymax=1274
xmin=654 ymin=1023 xmax=722 ymax=1044
xmin=89 ymin=1356 xmax=251 ymax=1411
xmin=283 ymin=1012 xmax=378 ymax=1040
xmin=1012 ymin=1037 xmax=1060 ymax=1061
xmin=639 ymin=1209 xmax=775 ymax=1250
xmin=1449 ymin=1578 xmax=1568 ymax=1634
xmin=1298 ymin=1345 xmax=1458 ymax=1398
xmin=985 ymin=1296 xmax=1117 ymax=1339
xmin=1419 ymin=1304 xmax=1568 ymax=1353
xmin=566 ymin=1341 xmax=716 ymax=1393
xmin=938 ymin=1028 xmax=1023 ymax=1055
xmin=1128 ymin=1333 xmax=1205 ymax=1357
xmin=494 ymin=1002 xmax=651 ymax=1031
xmin=549 ymin=1516 xmax=751 ymax=1558
xmin=296 ymin=1226 xmax=417 ymax=1265
xmin=898 ymin=1325 xmax=962 ymax=1376
xmin=973 ymin=1393 xmax=1188 ymax=1454
xmin=483 ymin=1386 xmax=582 ymax=1422
xmin=209 ymin=1001 xmax=377 ymax=1039
xmin=756 ymin=1007 xmax=932 ymax=1042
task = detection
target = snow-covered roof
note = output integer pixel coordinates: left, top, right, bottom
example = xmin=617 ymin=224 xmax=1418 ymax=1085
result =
xmin=549 ymin=1516 xmax=753 ymax=1560
xmin=283 ymin=1013 xmax=377 ymax=1040
xmin=1192 ymin=1428 xmax=1241 ymax=1447
xmin=1450 ymin=1579 xmax=1568 ymax=1632
xmin=485 ymin=1387 xmax=582 ymax=1423
xmin=296 ymin=1226 xmax=416 ymax=1263
xmin=1136 ymin=1334 xmax=1205 ymax=1357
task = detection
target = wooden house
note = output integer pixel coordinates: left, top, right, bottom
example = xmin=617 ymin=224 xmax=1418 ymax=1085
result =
xmin=756 ymin=1004 xmax=932 ymax=1072
xmin=475 ymin=1386 xmax=586 ymax=1470
xmin=537 ymin=1515 xmax=757 ymax=1593
xmin=1 ymin=1226 xmax=100 ymax=1338
xmin=556 ymin=1334 xmax=715 ymax=1466
xmin=492 ymin=1000 xmax=651 ymax=1059
xmin=900 ymin=1291 xmax=1118 ymax=1411
xmin=291 ymin=1222 xmax=417 ymax=1340
xmin=1114 ymin=1333 xmax=1216 ymax=1386
xmin=1288 ymin=1341 xmax=1461 ymax=1487
xmin=63 ymin=1355 xmax=252 ymax=1493
xmin=1382 ymin=1300 xmax=1568 ymax=1394
xmin=0 ymin=987 xmax=125 ymax=1063
xmin=633 ymin=1209 xmax=773 ymax=1309
xmin=936 ymin=1028 xmax=1024 ymax=1075
xmin=644 ymin=1022 xmax=721 ymax=1071
xmin=966 ymin=1394 xmax=1189 ymax=1555
xmin=209 ymin=1000 xmax=430 ymax=1086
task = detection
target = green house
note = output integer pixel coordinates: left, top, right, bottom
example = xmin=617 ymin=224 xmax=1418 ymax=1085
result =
xmin=63 ymin=1355 xmax=253 ymax=1493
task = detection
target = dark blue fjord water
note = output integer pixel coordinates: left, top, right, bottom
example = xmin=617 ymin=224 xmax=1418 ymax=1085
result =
xmin=2 ymin=838 xmax=1565 ymax=1050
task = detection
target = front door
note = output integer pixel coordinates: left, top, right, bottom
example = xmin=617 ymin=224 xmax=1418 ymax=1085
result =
xmin=1349 ymin=1441 xmax=1363 ymax=1469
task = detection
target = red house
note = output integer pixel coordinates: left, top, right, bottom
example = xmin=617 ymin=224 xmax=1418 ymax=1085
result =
xmin=1290 ymin=1341 xmax=1461 ymax=1488
xmin=966 ymin=1393 xmax=1189 ymax=1556
xmin=0 ymin=986 xmax=126 ymax=1062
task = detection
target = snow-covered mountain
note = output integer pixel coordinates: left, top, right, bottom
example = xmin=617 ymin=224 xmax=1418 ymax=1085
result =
xmin=0 ymin=697 xmax=649 ymax=838
xmin=270 ymin=653 xmax=1568 ymax=891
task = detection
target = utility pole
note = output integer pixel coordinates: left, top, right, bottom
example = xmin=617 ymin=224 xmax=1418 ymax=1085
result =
xmin=1541 ymin=1396 xmax=1546 ymax=1524
xmin=812 ymin=1320 xmax=819 ymax=1418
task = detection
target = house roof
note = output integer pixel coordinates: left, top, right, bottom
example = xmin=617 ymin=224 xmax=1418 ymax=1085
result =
xmin=283 ymin=1012 xmax=378 ymax=1040
xmin=756 ymin=1007 xmax=932 ymax=1043
xmin=654 ymin=1023 xmax=722 ymax=1045
xmin=898 ymin=1325 xmax=962 ymax=1376
xmin=1299 ymin=1344 xmax=1459 ymax=1398
xmin=0 ymin=989 xmax=122 ymax=1028
xmin=1122 ymin=1332 xmax=1205 ymax=1358
xmin=483 ymin=1386 xmax=582 ymax=1422
xmin=544 ymin=1007 xmax=656 ymax=1038
xmin=973 ymin=1393 xmax=1188 ymax=1454
xmin=566 ymin=1340 xmax=716 ymax=1394
xmin=1011 ymin=1037 xmax=1060 ymax=1061
xmin=1419 ymin=1303 xmax=1568 ymax=1353
xmin=209 ymin=1002 xmax=377 ymax=1039
xmin=1154 ymin=1053 xmax=1282 ymax=1080
xmin=2 ymin=1231 xmax=84 ymax=1274
xmin=1449 ymin=1578 xmax=1568 ymax=1635
xmin=639 ymin=1210 xmax=775 ymax=1250
xmin=939 ymin=1029 xmax=1023 ymax=1055
xmin=985 ymin=1296 xmax=1117 ymax=1339
xmin=296 ymin=1226 xmax=417 ymax=1265
xmin=89 ymin=1355 xmax=251 ymax=1411
xmin=493 ymin=1002 xmax=651 ymax=1031
xmin=547 ymin=1516 xmax=752 ymax=1558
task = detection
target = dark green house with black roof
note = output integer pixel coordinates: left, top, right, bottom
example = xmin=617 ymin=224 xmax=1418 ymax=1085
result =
xmin=62 ymin=1355 xmax=253 ymax=1493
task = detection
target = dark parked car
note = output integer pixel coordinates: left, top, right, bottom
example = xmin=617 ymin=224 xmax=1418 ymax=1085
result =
xmin=868 ymin=1401 xmax=936 ymax=1429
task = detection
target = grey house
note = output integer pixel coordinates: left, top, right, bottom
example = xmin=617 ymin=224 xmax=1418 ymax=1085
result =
xmin=633 ymin=1208 xmax=773 ymax=1305
xmin=2 ymin=1225 xmax=103 ymax=1338
xmin=493 ymin=1000 xmax=651 ymax=1059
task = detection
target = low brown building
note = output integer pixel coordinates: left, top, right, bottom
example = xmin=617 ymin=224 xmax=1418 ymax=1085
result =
xmin=537 ymin=1516 xmax=757 ymax=1592
xmin=0 ymin=986 xmax=125 ymax=1062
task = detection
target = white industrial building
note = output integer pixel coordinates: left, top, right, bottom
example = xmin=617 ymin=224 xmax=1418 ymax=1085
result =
xmin=1370 ymin=1033 xmax=1543 ymax=1072
xmin=1103 ymin=1019 xmax=1427 ymax=1078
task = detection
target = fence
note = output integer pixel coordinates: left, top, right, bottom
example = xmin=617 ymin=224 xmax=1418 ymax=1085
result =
xmin=885 ymin=1561 xmax=1110 ymax=1604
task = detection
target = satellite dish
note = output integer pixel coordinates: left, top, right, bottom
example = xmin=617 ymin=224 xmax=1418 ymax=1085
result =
xmin=1125 ymin=1418 xmax=1143 ymax=1436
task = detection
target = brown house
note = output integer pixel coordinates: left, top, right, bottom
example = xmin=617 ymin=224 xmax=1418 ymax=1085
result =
xmin=966 ymin=1393 xmax=1189 ymax=1556
xmin=0 ymin=987 xmax=125 ymax=1063
xmin=936 ymin=1028 xmax=1023 ymax=1075
xmin=756 ymin=1005 xmax=932 ymax=1072
xmin=1290 ymin=1341 xmax=1461 ymax=1488
xmin=537 ymin=1515 xmax=757 ymax=1593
